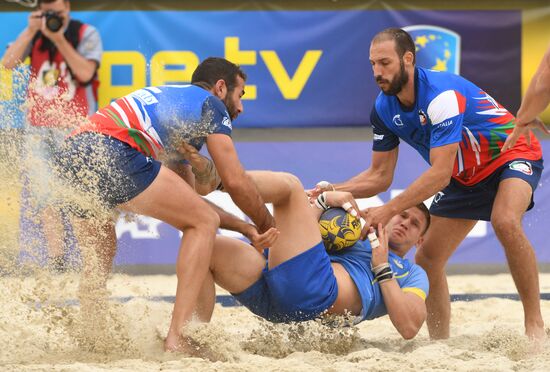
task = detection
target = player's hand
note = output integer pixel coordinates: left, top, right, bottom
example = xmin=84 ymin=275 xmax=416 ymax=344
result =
xmin=322 ymin=191 xmax=362 ymax=219
xmin=369 ymin=224 xmax=389 ymax=267
xmin=359 ymin=205 xmax=395 ymax=240
xmin=28 ymin=11 xmax=42 ymax=34
xmin=306 ymin=180 xmax=335 ymax=202
xmin=243 ymin=225 xmax=279 ymax=252
xmin=501 ymin=117 xmax=549 ymax=152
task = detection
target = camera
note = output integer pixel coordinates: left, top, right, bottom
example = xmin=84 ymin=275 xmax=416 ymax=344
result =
xmin=43 ymin=10 xmax=63 ymax=32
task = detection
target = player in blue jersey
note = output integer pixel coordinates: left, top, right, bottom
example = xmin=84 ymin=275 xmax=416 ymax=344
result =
xmin=309 ymin=28 xmax=545 ymax=340
xmin=187 ymin=168 xmax=430 ymax=339
xmin=54 ymin=57 xmax=277 ymax=354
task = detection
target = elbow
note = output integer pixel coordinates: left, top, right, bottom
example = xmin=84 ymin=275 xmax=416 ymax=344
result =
xmin=435 ymin=169 xmax=452 ymax=191
xmin=398 ymin=324 xmax=420 ymax=340
xmin=379 ymin=177 xmax=393 ymax=192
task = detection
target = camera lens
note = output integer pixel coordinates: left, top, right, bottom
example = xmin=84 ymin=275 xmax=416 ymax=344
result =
xmin=44 ymin=10 xmax=63 ymax=32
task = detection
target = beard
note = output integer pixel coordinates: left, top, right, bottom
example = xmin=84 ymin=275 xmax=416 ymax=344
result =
xmin=223 ymin=93 xmax=239 ymax=120
xmin=376 ymin=60 xmax=409 ymax=96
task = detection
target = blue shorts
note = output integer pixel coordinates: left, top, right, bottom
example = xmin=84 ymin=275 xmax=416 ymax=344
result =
xmin=232 ymin=241 xmax=338 ymax=323
xmin=54 ymin=132 xmax=161 ymax=214
xmin=430 ymin=158 xmax=543 ymax=221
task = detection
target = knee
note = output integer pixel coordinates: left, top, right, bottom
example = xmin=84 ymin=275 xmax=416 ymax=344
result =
xmin=184 ymin=207 xmax=220 ymax=234
xmin=491 ymin=211 xmax=522 ymax=235
xmin=281 ymin=172 xmax=303 ymax=192
xmin=415 ymin=245 xmax=446 ymax=273
xmin=275 ymin=172 xmax=304 ymax=201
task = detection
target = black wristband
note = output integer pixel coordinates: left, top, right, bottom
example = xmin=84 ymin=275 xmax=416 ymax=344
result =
xmin=376 ymin=272 xmax=394 ymax=283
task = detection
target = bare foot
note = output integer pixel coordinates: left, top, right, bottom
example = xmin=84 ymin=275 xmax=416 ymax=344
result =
xmin=525 ymin=323 xmax=546 ymax=341
xmin=164 ymin=333 xmax=218 ymax=361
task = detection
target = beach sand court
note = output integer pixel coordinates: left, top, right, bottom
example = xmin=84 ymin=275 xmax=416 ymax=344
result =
xmin=0 ymin=272 xmax=549 ymax=371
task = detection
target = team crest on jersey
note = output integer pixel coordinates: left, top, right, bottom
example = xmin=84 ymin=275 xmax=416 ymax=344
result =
xmin=392 ymin=258 xmax=404 ymax=270
xmin=418 ymin=109 xmax=428 ymax=125
xmin=392 ymin=114 xmax=404 ymax=127
xmin=403 ymin=25 xmax=461 ymax=75
xmin=222 ymin=116 xmax=232 ymax=129
xmin=509 ymin=161 xmax=533 ymax=175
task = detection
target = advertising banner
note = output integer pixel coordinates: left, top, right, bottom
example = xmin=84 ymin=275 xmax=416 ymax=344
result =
xmin=1 ymin=10 xmax=521 ymax=128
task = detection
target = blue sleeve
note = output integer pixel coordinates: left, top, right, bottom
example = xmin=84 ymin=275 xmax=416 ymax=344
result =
xmin=202 ymin=96 xmax=233 ymax=137
xmin=371 ymin=106 xmax=399 ymax=151
xmin=400 ymin=264 xmax=429 ymax=301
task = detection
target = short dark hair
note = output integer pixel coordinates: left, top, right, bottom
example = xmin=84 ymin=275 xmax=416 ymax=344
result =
xmin=413 ymin=202 xmax=431 ymax=235
xmin=372 ymin=28 xmax=416 ymax=64
xmin=191 ymin=57 xmax=247 ymax=92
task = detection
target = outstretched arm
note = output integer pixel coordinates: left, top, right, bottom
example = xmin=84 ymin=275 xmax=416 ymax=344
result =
xmin=371 ymin=224 xmax=427 ymax=339
xmin=364 ymin=143 xmax=457 ymax=230
xmin=308 ymin=148 xmax=398 ymax=199
xmin=516 ymin=46 xmax=550 ymax=126
xmin=203 ymin=199 xmax=278 ymax=251
xmin=207 ymin=134 xmax=275 ymax=233
xmin=502 ymin=46 xmax=550 ymax=151
xmin=165 ymin=154 xmax=277 ymax=250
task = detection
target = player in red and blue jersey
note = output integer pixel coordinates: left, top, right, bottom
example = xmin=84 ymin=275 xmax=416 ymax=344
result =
xmin=54 ymin=57 xmax=276 ymax=354
xmin=309 ymin=28 xmax=545 ymax=341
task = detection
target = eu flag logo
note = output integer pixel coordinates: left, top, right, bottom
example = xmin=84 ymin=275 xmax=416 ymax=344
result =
xmin=403 ymin=25 xmax=461 ymax=74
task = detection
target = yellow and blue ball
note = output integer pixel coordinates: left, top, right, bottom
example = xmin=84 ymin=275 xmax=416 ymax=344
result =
xmin=318 ymin=207 xmax=361 ymax=252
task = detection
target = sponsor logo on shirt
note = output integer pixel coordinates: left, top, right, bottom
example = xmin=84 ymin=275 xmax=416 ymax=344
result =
xmin=509 ymin=161 xmax=533 ymax=176
xmin=392 ymin=114 xmax=404 ymax=127
xmin=373 ymin=134 xmax=385 ymax=141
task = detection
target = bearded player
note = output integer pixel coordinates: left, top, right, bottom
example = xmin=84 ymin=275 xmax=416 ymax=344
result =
xmin=309 ymin=28 xmax=545 ymax=340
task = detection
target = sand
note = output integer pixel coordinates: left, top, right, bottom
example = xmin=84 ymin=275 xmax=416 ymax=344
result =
xmin=0 ymin=272 xmax=548 ymax=371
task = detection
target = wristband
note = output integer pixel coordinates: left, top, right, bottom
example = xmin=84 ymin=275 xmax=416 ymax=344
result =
xmin=314 ymin=192 xmax=330 ymax=211
xmin=377 ymin=272 xmax=394 ymax=283
xmin=371 ymin=262 xmax=390 ymax=275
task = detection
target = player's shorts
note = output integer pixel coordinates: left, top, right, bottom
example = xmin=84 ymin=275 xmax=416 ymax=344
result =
xmin=24 ymin=126 xmax=69 ymax=209
xmin=430 ymin=158 xmax=543 ymax=221
xmin=232 ymin=241 xmax=338 ymax=323
xmin=54 ymin=132 xmax=161 ymax=216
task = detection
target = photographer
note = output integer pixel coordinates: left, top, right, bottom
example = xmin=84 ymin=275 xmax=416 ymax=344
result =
xmin=1 ymin=0 xmax=104 ymax=271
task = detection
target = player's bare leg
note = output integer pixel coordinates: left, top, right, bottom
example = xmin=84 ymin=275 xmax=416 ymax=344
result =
xmin=71 ymin=215 xmax=117 ymax=349
xmin=41 ymin=205 xmax=66 ymax=270
xmin=415 ymin=216 xmax=476 ymax=339
xmin=119 ymin=166 xmax=219 ymax=354
xmin=491 ymin=178 xmax=545 ymax=341
xmin=246 ymin=171 xmax=321 ymax=267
